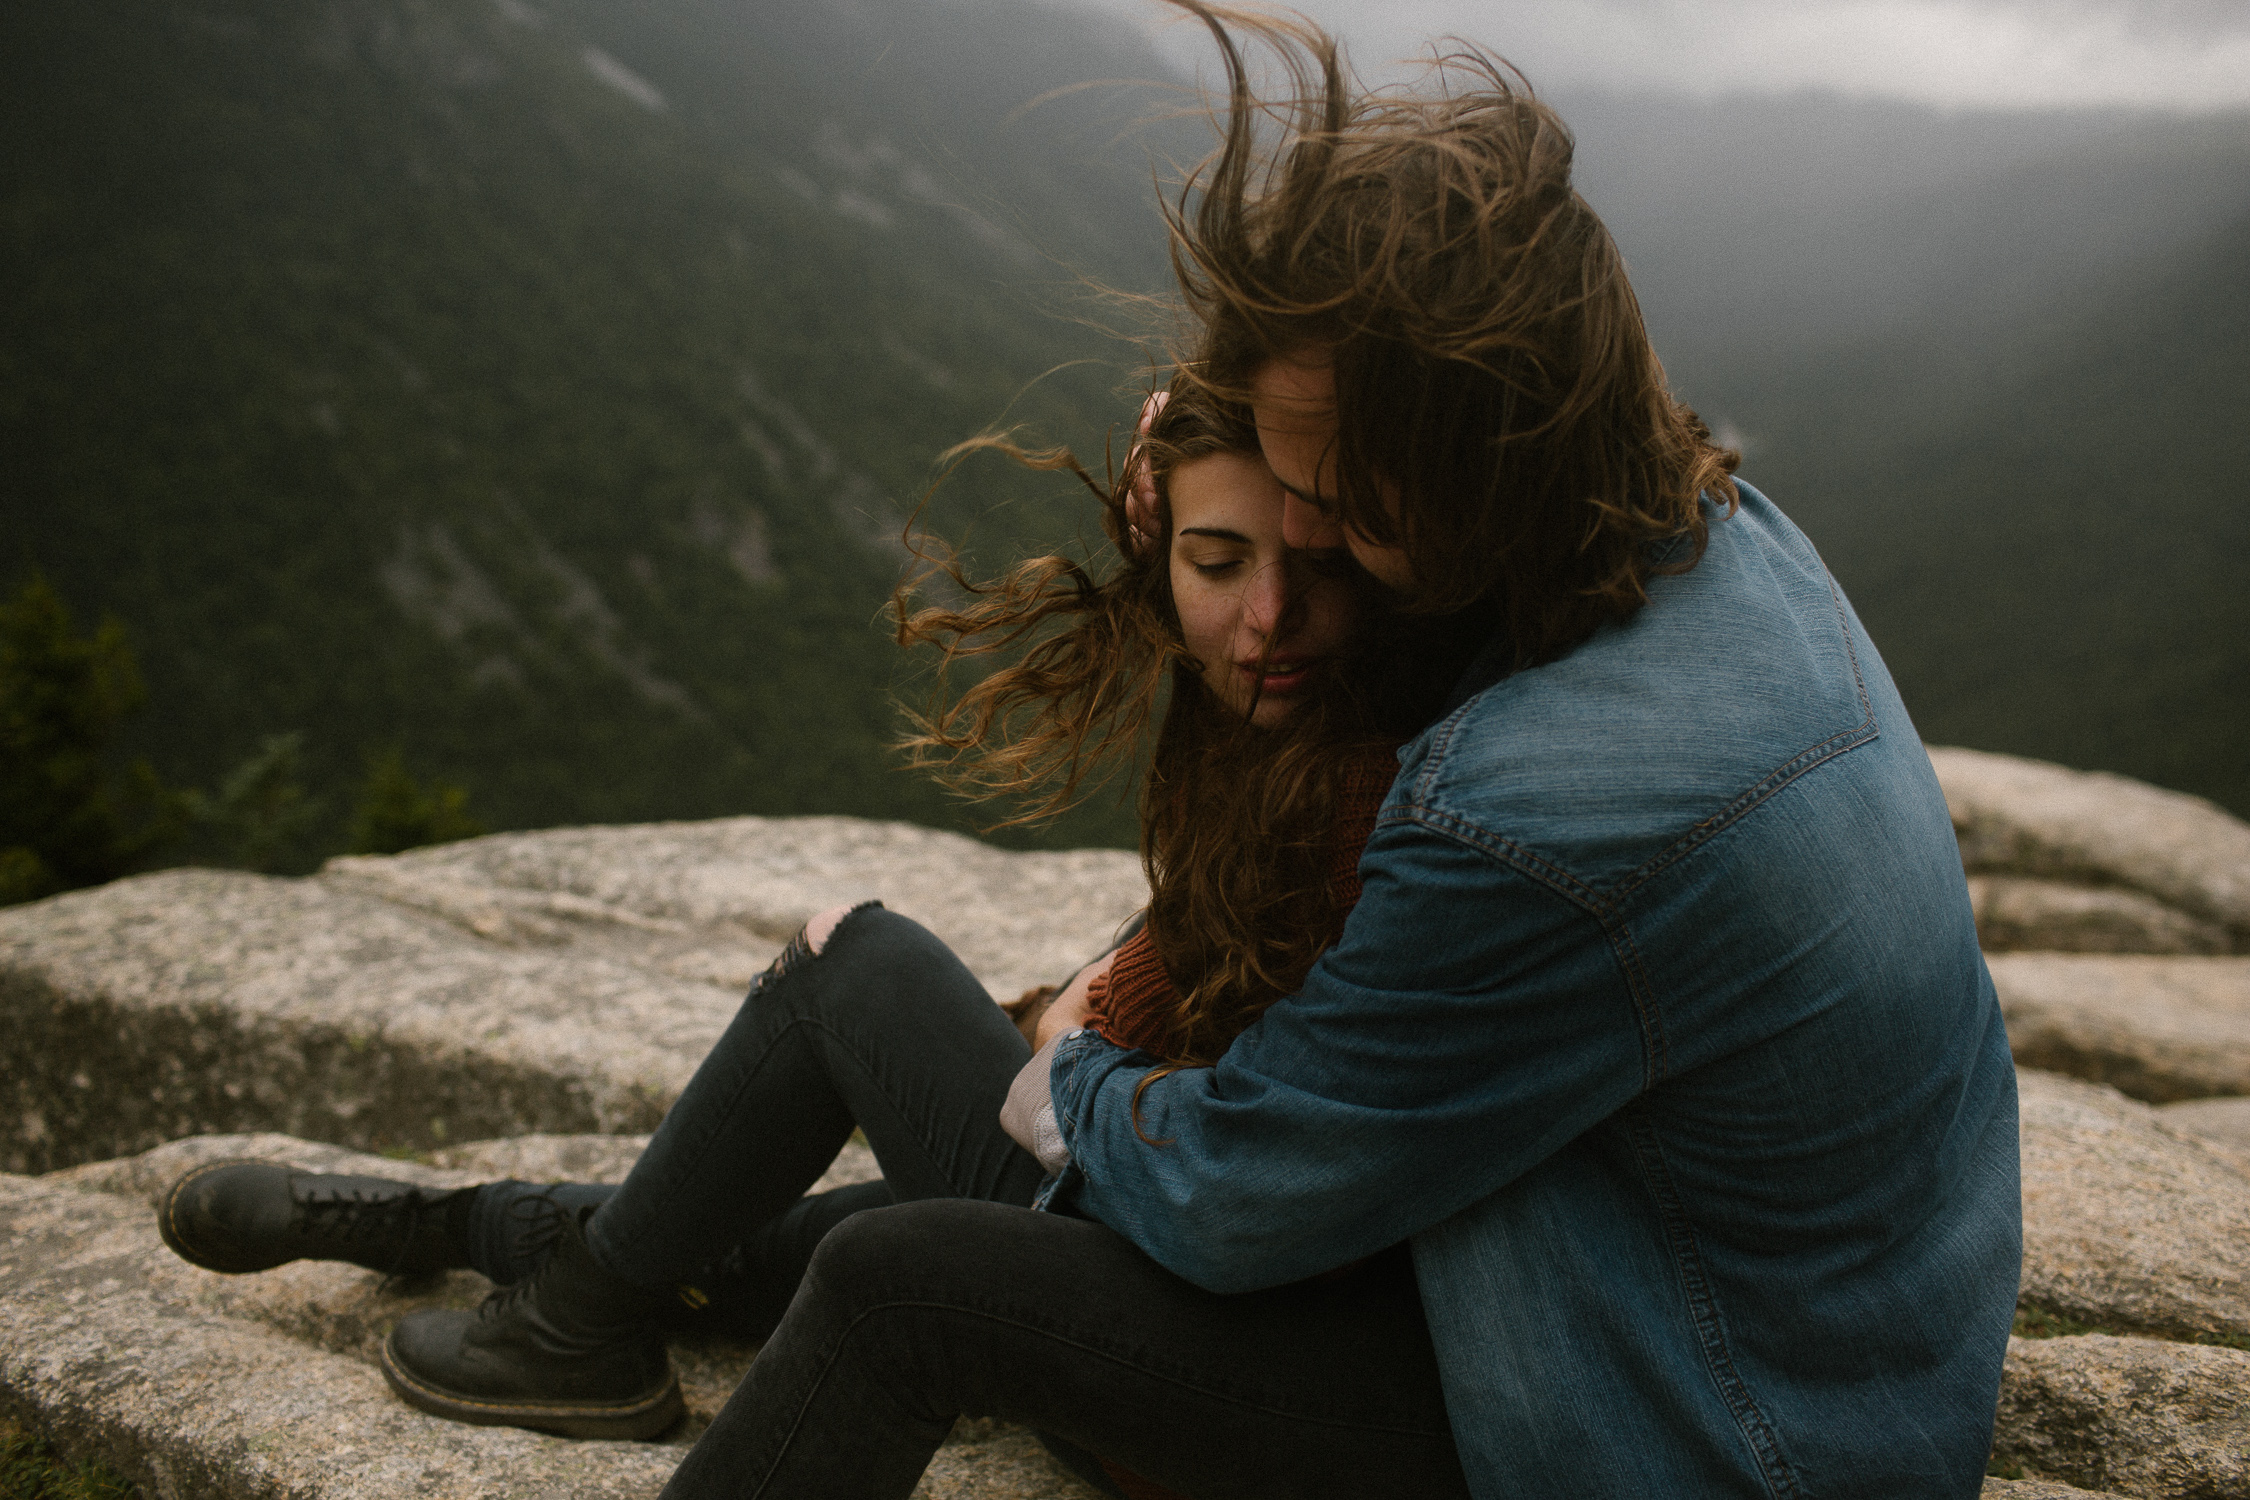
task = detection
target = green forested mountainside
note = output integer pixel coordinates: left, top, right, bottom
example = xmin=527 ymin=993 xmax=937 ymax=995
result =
xmin=1735 ymin=210 xmax=2250 ymax=815
xmin=1 ymin=0 xmax=1179 ymax=864
xmin=2 ymin=0 xmax=2244 ymax=888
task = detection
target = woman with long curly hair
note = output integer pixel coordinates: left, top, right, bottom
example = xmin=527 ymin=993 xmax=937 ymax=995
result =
xmin=152 ymin=375 xmax=1479 ymax=1498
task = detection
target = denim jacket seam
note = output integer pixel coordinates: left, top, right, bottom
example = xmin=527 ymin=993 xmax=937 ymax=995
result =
xmin=1613 ymin=715 xmax=1881 ymax=907
xmin=1382 ymin=805 xmax=1668 ymax=1091
xmin=1414 ymin=563 xmax=1881 ymax=916
xmin=1407 ymin=691 xmax=1479 ymax=801
xmin=1598 ymin=573 xmax=1881 ymax=906
xmin=1621 ymin=1109 xmax=1804 ymax=1499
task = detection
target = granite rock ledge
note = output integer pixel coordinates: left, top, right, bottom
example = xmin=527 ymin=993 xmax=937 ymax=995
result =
xmin=3 ymin=752 xmax=2249 ymax=1495
xmin=0 ymin=815 xmax=1148 ymax=1175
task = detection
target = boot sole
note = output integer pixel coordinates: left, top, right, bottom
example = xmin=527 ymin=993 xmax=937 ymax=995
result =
xmin=158 ymin=1160 xmax=293 ymax=1274
xmin=379 ymin=1332 xmax=685 ymax=1441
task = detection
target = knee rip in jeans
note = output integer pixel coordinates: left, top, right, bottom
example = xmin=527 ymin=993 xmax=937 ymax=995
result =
xmin=761 ymin=899 xmax=885 ymax=986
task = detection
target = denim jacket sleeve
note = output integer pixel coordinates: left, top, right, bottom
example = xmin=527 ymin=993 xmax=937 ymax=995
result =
xmin=1048 ymin=805 xmax=1650 ymax=1294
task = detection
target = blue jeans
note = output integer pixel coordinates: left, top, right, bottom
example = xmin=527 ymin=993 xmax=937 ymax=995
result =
xmin=470 ymin=905 xmax=1467 ymax=1498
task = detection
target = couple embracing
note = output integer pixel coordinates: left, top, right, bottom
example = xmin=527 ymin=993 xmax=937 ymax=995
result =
xmin=154 ymin=8 xmax=2021 ymax=1498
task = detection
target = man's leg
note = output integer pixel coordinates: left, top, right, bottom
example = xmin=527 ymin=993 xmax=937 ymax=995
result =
xmin=662 ymin=1198 xmax=1471 ymax=1500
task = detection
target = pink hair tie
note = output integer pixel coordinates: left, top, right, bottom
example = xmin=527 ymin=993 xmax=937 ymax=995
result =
xmin=1123 ymin=390 xmax=1169 ymax=555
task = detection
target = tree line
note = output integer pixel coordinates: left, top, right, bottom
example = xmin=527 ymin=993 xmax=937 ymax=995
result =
xmin=0 ymin=575 xmax=483 ymax=908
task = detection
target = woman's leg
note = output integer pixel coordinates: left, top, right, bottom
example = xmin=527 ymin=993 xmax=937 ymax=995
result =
xmin=661 ymin=1198 xmax=1471 ymax=1500
xmin=581 ymin=902 xmax=1047 ymax=1294
xmin=381 ymin=904 xmax=1055 ymax=1432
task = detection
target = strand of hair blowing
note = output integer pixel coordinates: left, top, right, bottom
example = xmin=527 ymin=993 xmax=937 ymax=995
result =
xmin=892 ymin=433 xmax=1179 ymax=828
xmin=1160 ymin=2 xmax=1739 ymax=669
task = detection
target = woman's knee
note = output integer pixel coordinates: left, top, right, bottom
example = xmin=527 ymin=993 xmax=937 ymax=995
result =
xmin=764 ymin=903 xmax=966 ymax=1000
xmin=805 ymin=1198 xmax=1040 ymax=1305
xmin=802 ymin=903 xmax=858 ymax=954
xmin=740 ymin=904 xmax=1006 ymax=1063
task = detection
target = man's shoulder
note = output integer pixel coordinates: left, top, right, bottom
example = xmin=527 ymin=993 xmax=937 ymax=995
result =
xmin=1390 ymin=482 xmax=1917 ymax=885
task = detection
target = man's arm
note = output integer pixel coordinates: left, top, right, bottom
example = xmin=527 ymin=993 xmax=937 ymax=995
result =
xmin=1048 ymin=820 xmax=1651 ymax=1293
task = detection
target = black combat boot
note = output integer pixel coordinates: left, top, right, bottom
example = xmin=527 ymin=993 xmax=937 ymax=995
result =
xmin=158 ymin=1159 xmax=472 ymax=1277
xmin=380 ymin=1207 xmax=683 ymax=1440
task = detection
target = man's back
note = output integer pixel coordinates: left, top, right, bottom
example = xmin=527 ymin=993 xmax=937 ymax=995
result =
xmin=1057 ymin=484 xmax=2021 ymax=1497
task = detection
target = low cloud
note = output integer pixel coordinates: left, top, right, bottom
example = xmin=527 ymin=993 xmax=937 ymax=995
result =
xmin=1117 ymin=0 xmax=2250 ymax=111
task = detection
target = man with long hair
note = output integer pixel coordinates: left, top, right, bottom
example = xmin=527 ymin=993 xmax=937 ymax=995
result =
xmin=665 ymin=8 xmax=2019 ymax=1497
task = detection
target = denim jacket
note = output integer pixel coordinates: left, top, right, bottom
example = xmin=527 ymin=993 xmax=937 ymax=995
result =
xmin=1047 ymin=484 xmax=2021 ymax=1498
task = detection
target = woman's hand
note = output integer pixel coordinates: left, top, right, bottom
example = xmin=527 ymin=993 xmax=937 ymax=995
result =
xmin=1122 ymin=389 xmax=1169 ymax=554
xmin=1035 ymin=949 xmax=1115 ymax=1052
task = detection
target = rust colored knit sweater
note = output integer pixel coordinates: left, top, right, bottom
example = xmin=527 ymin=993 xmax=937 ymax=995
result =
xmin=1084 ymin=743 xmax=1398 ymax=1058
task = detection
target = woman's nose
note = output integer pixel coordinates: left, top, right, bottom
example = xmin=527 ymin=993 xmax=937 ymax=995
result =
xmin=1241 ymin=562 xmax=1288 ymax=637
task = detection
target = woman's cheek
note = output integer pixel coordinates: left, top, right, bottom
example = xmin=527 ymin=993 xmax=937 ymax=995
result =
xmin=1171 ymin=583 xmax=1227 ymax=668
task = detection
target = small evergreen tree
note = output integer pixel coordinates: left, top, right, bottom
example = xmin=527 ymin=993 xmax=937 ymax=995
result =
xmin=348 ymin=748 xmax=484 ymax=856
xmin=184 ymin=731 xmax=326 ymax=873
xmin=0 ymin=576 xmax=181 ymax=905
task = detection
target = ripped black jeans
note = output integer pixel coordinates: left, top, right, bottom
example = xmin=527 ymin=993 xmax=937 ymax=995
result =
xmin=471 ymin=903 xmax=1467 ymax=1500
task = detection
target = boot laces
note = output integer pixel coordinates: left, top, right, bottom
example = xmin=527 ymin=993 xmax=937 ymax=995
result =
xmin=477 ymin=1192 xmax=576 ymax=1319
xmin=296 ymin=1184 xmax=438 ymax=1277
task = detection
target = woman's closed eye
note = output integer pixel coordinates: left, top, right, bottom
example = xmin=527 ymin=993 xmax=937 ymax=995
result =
xmin=1188 ymin=555 xmax=1247 ymax=580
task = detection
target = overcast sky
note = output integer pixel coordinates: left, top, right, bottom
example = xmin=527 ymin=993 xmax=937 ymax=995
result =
xmin=1097 ymin=0 xmax=2250 ymax=111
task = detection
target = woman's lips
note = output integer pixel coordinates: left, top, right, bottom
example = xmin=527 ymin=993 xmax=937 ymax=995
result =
xmin=1240 ymin=658 xmax=1318 ymax=695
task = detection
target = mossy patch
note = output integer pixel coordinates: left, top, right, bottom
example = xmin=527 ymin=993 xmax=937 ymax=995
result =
xmin=0 ymin=1416 xmax=138 ymax=1500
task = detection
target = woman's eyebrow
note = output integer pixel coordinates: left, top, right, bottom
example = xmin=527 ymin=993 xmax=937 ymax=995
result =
xmin=1176 ymin=527 xmax=1252 ymax=542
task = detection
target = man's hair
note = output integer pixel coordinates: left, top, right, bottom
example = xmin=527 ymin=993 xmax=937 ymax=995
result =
xmin=1167 ymin=3 xmax=1739 ymax=666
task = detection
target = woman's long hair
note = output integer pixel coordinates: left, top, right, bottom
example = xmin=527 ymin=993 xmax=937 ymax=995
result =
xmin=897 ymin=381 xmax=1463 ymax=1062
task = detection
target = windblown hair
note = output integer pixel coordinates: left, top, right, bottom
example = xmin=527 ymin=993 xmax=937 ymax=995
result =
xmin=897 ymin=381 xmax=1459 ymax=1063
xmin=893 ymin=379 xmax=1247 ymax=829
xmin=1162 ymin=2 xmax=1740 ymax=667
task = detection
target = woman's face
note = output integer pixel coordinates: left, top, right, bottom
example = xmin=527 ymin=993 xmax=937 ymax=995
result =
xmin=1166 ymin=450 xmax=1360 ymax=727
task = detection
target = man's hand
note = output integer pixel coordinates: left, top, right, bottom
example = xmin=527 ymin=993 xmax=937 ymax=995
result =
xmin=1035 ymin=949 xmax=1114 ymax=1052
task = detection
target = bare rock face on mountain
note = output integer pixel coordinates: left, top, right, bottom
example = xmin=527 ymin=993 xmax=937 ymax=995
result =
xmin=1993 ymin=954 xmax=2250 ymax=1104
xmin=1982 ymin=1480 xmax=2135 ymax=1500
xmin=2005 ymin=1069 xmax=2250 ymax=1497
xmin=1967 ymin=876 xmax=2232 ymax=956
xmin=1929 ymin=748 xmax=2250 ymax=1105
xmin=1925 ymin=749 xmax=2250 ymax=1498
xmin=0 ymin=816 xmax=1147 ymax=1175
xmin=2157 ymin=1096 xmax=2250 ymax=1154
